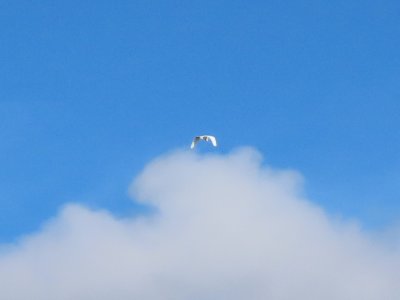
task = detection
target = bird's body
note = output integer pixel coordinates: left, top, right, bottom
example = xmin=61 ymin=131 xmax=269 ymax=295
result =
xmin=190 ymin=135 xmax=217 ymax=149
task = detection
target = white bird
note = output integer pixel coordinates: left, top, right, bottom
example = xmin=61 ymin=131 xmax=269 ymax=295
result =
xmin=190 ymin=135 xmax=217 ymax=149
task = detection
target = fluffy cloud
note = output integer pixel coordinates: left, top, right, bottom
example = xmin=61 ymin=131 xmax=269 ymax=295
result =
xmin=1 ymin=148 xmax=399 ymax=299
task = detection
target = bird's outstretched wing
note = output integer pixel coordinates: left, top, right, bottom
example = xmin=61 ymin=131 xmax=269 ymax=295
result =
xmin=190 ymin=136 xmax=201 ymax=149
xmin=207 ymin=136 xmax=217 ymax=147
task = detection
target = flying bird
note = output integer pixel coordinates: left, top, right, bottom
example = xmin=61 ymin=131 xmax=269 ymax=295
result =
xmin=190 ymin=135 xmax=217 ymax=149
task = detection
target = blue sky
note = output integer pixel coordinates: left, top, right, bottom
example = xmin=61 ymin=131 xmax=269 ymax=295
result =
xmin=1 ymin=0 xmax=400 ymax=242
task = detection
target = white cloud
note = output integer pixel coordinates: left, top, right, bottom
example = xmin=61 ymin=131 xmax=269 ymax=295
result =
xmin=1 ymin=148 xmax=399 ymax=299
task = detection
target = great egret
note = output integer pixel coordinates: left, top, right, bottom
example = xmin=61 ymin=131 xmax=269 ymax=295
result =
xmin=190 ymin=135 xmax=217 ymax=149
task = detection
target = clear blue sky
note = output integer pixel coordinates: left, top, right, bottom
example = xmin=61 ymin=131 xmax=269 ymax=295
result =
xmin=1 ymin=0 xmax=400 ymax=242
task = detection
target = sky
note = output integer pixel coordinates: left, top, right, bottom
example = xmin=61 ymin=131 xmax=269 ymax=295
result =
xmin=2 ymin=0 xmax=400 ymax=241
xmin=1 ymin=0 xmax=400 ymax=283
